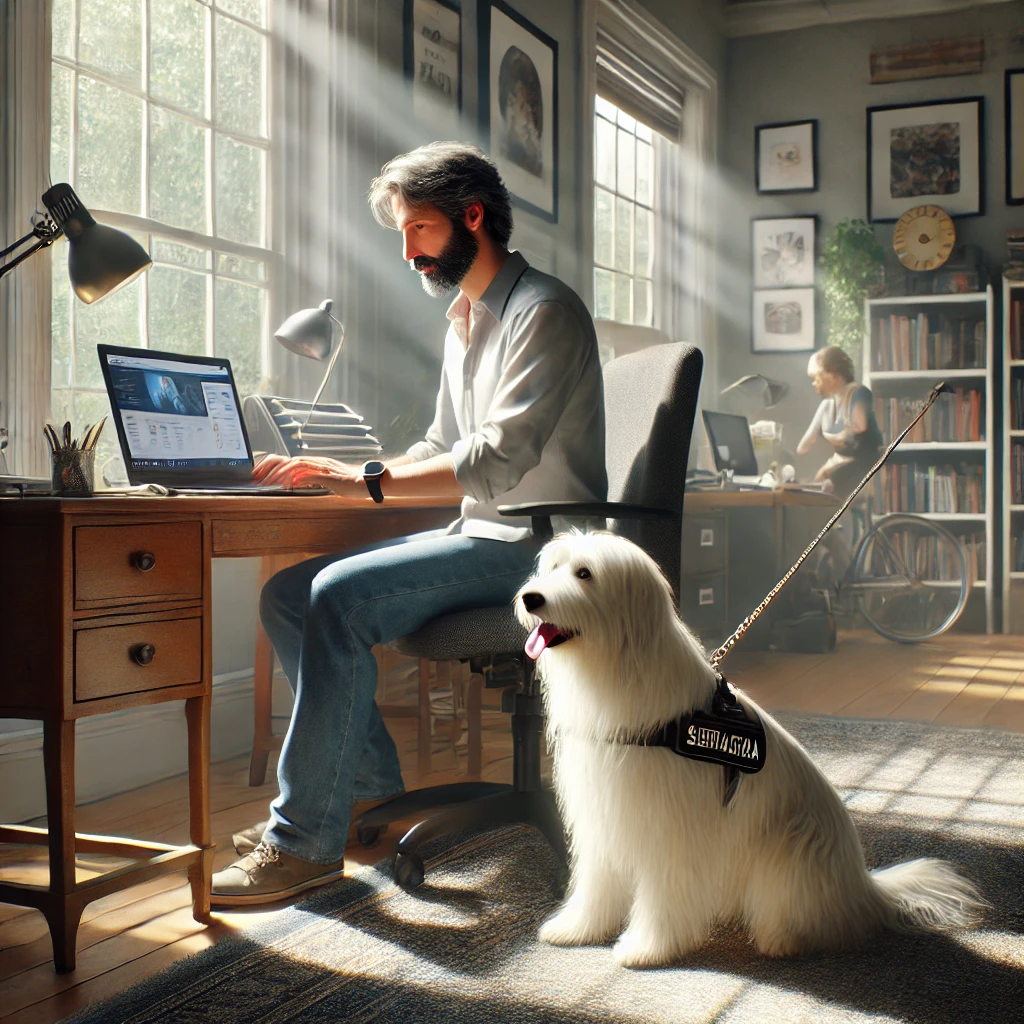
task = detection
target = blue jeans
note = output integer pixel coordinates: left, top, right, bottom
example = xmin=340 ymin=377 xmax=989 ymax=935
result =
xmin=259 ymin=528 xmax=541 ymax=863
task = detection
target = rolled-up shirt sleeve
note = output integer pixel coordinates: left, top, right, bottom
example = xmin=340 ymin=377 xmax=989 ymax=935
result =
xmin=406 ymin=361 xmax=457 ymax=462
xmin=450 ymin=300 xmax=589 ymax=502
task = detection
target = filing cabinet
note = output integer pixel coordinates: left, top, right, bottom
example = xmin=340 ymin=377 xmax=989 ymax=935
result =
xmin=679 ymin=513 xmax=729 ymax=645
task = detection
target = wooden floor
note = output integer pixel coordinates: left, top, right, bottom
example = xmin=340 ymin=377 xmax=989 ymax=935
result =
xmin=3 ymin=629 xmax=1024 ymax=1023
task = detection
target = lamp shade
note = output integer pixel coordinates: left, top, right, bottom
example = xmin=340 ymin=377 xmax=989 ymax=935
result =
xmin=42 ymin=184 xmax=151 ymax=304
xmin=720 ymin=374 xmax=789 ymax=410
xmin=273 ymin=299 xmax=337 ymax=361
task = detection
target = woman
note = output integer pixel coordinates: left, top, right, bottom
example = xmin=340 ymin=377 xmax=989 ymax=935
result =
xmin=797 ymin=346 xmax=883 ymax=500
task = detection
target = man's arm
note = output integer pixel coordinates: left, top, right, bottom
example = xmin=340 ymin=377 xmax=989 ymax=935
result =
xmin=796 ymin=400 xmax=825 ymax=456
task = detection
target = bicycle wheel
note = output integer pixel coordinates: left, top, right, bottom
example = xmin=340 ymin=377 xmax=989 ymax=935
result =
xmin=851 ymin=514 xmax=969 ymax=643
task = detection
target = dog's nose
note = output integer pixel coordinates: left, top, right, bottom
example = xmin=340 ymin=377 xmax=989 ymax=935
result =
xmin=521 ymin=592 xmax=545 ymax=612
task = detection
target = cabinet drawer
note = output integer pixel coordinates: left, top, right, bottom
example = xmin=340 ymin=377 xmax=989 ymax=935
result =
xmin=75 ymin=523 xmax=202 ymax=606
xmin=681 ymin=516 xmax=726 ymax=574
xmin=75 ymin=617 xmax=202 ymax=701
xmin=679 ymin=572 xmax=728 ymax=635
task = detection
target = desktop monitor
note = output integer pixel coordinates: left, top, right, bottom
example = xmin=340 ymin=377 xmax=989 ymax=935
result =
xmin=702 ymin=410 xmax=760 ymax=477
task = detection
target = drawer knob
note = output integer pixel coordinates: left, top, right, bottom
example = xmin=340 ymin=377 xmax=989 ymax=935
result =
xmin=131 ymin=643 xmax=156 ymax=666
xmin=132 ymin=551 xmax=156 ymax=572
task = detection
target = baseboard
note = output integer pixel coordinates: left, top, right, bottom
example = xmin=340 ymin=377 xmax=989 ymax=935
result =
xmin=0 ymin=672 xmax=263 ymax=824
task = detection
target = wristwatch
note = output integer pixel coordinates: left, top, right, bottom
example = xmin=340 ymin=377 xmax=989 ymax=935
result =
xmin=361 ymin=460 xmax=386 ymax=503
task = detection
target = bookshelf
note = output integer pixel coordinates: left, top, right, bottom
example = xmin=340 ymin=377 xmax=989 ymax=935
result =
xmin=1004 ymin=275 xmax=1024 ymax=633
xmin=863 ymin=288 xmax=995 ymax=633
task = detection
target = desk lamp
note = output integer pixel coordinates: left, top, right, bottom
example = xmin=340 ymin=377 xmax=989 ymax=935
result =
xmin=273 ymin=299 xmax=346 ymax=428
xmin=0 ymin=183 xmax=152 ymax=302
xmin=720 ymin=373 xmax=789 ymax=410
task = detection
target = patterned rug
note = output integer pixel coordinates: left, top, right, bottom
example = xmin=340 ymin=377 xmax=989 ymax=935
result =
xmin=63 ymin=714 xmax=1024 ymax=1023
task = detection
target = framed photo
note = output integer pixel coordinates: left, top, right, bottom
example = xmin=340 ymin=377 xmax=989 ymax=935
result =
xmin=752 ymin=288 xmax=815 ymax=353
xmin=867 ymin=97 xmax=984 ymax=221
xmin=752 ymin=216 xmax=816 ymax=288
xmin=1007 ymin=68 xmax=1024 ymax=205
xmin=404 ymin=0 xmax=461 ymax=121
xmin=755 ymin=120 xmax=817 ymax=193
xmin=478 ymin=1 xmax=558 ymax=222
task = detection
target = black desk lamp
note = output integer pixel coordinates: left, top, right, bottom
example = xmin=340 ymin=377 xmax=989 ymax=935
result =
xmin=273 ymin=299 xmax=346 ymax=428
xmin=720 ymin=373 xmax=789 ymax=410
xmin=0 ymin=183 xmax=152 ymax=303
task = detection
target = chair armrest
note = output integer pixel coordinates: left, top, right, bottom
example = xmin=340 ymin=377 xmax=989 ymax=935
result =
xmin=497 ymin=500 xmax=676 ymax=520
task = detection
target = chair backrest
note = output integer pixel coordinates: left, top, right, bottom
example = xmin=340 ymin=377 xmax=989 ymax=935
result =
xmin=602 ymin=343 xmax=703 ymax=598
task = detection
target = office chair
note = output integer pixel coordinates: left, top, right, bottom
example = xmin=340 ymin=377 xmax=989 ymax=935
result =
xmin=357 ymin=343 xmax=703 ymax=890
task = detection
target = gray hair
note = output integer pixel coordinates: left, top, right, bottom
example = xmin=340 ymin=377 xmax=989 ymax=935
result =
xmin=368 ymin=142 xmax=513 ymax=248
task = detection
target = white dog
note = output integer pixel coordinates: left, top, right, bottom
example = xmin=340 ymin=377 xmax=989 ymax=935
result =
xmin=515 ymin=532 xmax=984 ymax=969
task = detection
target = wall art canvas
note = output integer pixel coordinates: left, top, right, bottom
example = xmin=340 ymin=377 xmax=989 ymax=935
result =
xmin=755 ymin=120 xmax=817 ymax=193
xmin=868 ymin=97 xmax=983 ymax=220
xmin=405 ymin=0 xmax=461 ymax=124
xmin=1007 ymin=68 xmax=1024 ymax=205
xmin=752 ymin=216 xmax=816 ymax=288
xmin=752 ymin=288 xmax=815 ymax=353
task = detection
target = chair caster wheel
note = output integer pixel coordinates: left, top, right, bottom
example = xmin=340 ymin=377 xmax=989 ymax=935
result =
xmin=394 ymin=851 xmax=425 ymax=891
xmin=357 ymin=824 xmax=387 ymax=848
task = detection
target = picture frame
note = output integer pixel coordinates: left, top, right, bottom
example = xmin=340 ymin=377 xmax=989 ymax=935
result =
xmin=755 ymin=120 xmax=817 ymax=194
xmin=752 ymin=216 xmax=816 ymax=289
xmin=752 ymin=288 xmax=816 ymax=353
xmin=478 ymin=1 xmax=558 ymax=222
xmin=404 ymin=0 xmax=461 ymax=121
xmin=1007 ymin=68 xmax=1024 ymax=205
xmin=867 ymin=96 xmax=984 ymax=221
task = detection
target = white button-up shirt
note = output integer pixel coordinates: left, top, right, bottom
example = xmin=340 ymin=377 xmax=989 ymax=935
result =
xmin=406 ymin=251 xmax=607 ymax=541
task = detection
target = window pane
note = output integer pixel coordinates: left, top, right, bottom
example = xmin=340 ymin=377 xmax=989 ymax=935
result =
xmin=77 ymin=77 xmax=143 ymax=215
xmin=217 ymin=253 xmax=266 ymax=281
xmin=79 ymin=0 xmax=142 ymax=85
xmin=635 ymin=205 xmax=652 ymax=278
xmin=75 ymin=276 xmax=144 ymax=389
xmin=218 ymin=0 xmax=266 ymax=28
xmin=216 ymin=15 xmax=264 ymax=138
xmin=153 ymin=239 xmax=209 ymax=269
xmin=636 ymin=140 xmax=653 ymax=207
xmin=50 ymin=65 xmax=73 ymax=187
xmin=594 ymin=268 xmax=613 ymax=321
xmin=594 ymin=115 xmax=616 ymax=190
xmin=616 ymin=108 xmax=636 ymax=133
xmin=52 ymin=0 xmax=73 ymax=58
xmin=51 ymin=245 xmax=73 ymax=389
xmin=595 ymin=95 xmax=616 ymax=121
xmin=149 ymin=265 xmax=207 ymax=355
xmin=151 ymin=0 xmax=207 ymax=117
xmin=614 ymin=197 xmax=633 ymax=273
xmin=215 ymin=135 xmax=263 ymax=245
xmin=617 ymin=129 xmax=635 ymax=199
xmin=215 ymin=278 xmax=263 ymax=396
xmin=594 ymin=187 xmax=614 ymax=268
xmin=73 ymin=389 xmax=122 ymax=486
xmin=150 ymin=108 xmax=207 ymax=233
xmin=636 ymin=122 xmax=653 ymax=143
xmin=634 ymin=278 xmax=652 ymax=327
xmin=613 ymin=271 xmax=632 ymax=324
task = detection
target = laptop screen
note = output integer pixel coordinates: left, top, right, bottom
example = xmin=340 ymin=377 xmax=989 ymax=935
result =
xmin=702 ymin=410 xmax=760 ymax=477
xmin=98 ymin=345 xmax=253 ymax=484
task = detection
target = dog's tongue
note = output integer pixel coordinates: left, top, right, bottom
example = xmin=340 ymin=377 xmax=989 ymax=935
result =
xmin=525 ymin=622 xmax=561 ymax=661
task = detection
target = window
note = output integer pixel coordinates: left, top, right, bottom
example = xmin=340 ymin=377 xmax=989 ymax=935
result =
xmin=593 ymin=95 xmax=656 ymax=326
xmin=49 ymin=0 xmax=271 ymax=482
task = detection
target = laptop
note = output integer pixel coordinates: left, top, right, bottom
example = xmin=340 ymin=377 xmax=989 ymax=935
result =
xmin=701 ymin=410 xmax=770 ymax=488
xmin=98 ymin=344 xmax=322 ymax=493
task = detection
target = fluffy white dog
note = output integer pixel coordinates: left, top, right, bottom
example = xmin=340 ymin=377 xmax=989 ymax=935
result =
xmin=515 ymin=532 xmax=984 ymax=969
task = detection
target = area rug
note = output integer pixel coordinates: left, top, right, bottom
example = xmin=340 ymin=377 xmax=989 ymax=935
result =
xmin=63 ymin=714 xmax=1024 ymax=1023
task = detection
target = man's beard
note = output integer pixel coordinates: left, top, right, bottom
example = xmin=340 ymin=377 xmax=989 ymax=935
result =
xmin=411 ymin=218 xmax=479 ymax=297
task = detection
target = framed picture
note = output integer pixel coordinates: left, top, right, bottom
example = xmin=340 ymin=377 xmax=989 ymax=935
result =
xmin=478 ymin=1 xmax=558 ymax=222
xmin=1007 ymin=68 xmax=1024 ymax=205
xmin=755 ymin=120 xmax=817 ymax=193
xmin=752 ymin=216 xmax=816 ymax=288
xmin=752 ymin=288 xmax=815 ymax=353
xmin=404 ymin=0 xmax=461 ymax=121
xmin=867 ymin=97 xmax=984 ymax=221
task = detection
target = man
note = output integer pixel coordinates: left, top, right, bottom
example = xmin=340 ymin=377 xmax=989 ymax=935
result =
xmin=211 ymin=141 xmax=606 ymax=905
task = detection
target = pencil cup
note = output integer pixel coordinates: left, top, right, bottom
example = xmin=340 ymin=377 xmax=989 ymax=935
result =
xmin=51 ymin=447 xmax=96 ymax=496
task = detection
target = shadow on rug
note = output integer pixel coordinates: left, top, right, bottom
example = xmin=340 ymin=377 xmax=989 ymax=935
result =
xmin=62 ymin=714 xmax=1024 ymax=1023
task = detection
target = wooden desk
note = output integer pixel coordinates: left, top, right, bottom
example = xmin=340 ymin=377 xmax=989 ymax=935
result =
xmin=0 ymin=492 xmax=460 ymax=971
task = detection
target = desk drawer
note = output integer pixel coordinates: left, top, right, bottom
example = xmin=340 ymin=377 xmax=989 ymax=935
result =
xmin=679 ymin=572 xmax=728 ymax=636
xmin=681 ymin=515 xmax=726 ymax=574
xmin=75 ymin=617 xmax=202 ymax=701
xmin=75 ymin=523 xmax=202 ymax=607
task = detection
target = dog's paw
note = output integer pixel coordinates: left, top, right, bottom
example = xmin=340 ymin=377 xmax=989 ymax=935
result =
xmin=612 ymin=931 xmax=674 ymax=969
xmin=538 ymin=911 xmax=610 ymax=947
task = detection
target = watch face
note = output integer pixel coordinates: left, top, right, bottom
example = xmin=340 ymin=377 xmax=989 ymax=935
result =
xmin=893 ymin=204 xmax=956 ymax=272
xmin=362 ymin=460 xmax=386 ymax=478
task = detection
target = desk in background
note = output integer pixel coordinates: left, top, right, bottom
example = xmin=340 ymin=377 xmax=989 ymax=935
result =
xmin=680 ymin=488 xmax=838 ymax=648
xmin=0 ymin=492 xmax=460 ymax=971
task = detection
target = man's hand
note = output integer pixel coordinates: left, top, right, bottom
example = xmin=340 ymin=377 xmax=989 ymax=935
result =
xmin=253 ymin=453 xmax=368 ymax=498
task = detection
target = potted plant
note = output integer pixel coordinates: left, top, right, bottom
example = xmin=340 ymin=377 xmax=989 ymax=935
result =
xmin=819 ymin=219 xmax=885 ymax=363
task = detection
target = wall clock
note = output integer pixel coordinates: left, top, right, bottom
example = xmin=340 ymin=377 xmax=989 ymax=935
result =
xmin=892 ymin=204 xmax=956 ymax=271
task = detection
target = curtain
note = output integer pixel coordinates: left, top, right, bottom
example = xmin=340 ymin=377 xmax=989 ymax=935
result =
xmin=0 ymin=0 xmax=53 ymax=477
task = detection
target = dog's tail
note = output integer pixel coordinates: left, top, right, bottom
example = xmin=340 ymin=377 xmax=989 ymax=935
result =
xmin=869 ymin=858 xmax=986 ymax=931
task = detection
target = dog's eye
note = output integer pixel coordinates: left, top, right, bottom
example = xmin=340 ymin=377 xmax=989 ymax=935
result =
xmin=575 ymin=567 xmax=592 ymax=580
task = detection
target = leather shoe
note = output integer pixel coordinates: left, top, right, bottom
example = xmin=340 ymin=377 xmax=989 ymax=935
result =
xmin=211 ymin=842 xmax=346 ymax=906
